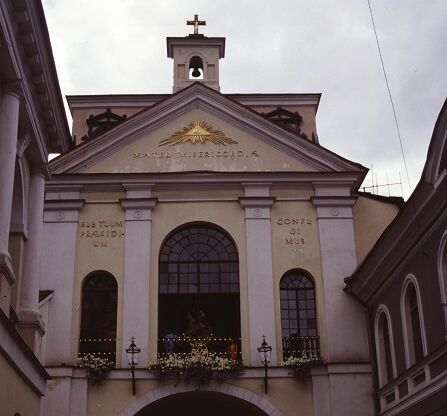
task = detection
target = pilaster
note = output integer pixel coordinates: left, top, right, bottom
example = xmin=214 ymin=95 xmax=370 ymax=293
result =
xmin=239 ymin=183 xmax=277 ymax=366
xmin=120 ymin=184 xmax=157 ymax=367
xmin=311 ymin=188 xmax=369 ymax=362
xmin=41 ymin=189 xmax=84 ymax=365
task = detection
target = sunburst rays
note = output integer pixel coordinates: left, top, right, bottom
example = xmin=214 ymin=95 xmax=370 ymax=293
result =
xmin=159 ymin=121 xmax=237 ymax=146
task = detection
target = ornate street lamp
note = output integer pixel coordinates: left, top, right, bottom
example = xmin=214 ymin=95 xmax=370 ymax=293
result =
xmin=126 ymin=337 xmax=141 ymax=395
xmin=257 ymin=335 xmax=272 ymax=394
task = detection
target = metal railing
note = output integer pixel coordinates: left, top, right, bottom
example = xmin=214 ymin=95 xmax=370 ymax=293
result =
xmin=282 ymin=336 xmax=320 ymax=360
xmin=78 ymin=338 xmax=116 ymax=359
xmin=157 ymin=335 xmax=242 ymax=359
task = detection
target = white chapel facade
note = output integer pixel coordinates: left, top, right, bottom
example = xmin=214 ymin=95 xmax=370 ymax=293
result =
xmin=38 ymin=19 xmax=401 ymax=416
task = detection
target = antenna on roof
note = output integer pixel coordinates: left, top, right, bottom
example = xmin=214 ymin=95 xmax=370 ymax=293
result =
xmin=361 ymin=170 xmax=402 ymax=197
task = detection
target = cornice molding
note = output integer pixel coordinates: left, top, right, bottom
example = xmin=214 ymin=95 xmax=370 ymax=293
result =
xmin=120 ymin=198 xmax=158 ymax=210
xmin=311 ymin=196 xmax=357 ymax=207
xmin=44 ymin=199 xmax=85 ymax=212
xmin=45 ymin=171 xmax=362 ymax=194
xmin=66 ymin=93 xmax=321 ymax=112
xmin=239 ymin=197 xmax=275 ymax=208
xmin=0 ymin=1 xmax=71 ymax=155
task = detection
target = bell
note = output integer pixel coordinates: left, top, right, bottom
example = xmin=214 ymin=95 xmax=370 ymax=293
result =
xmin=191 ymin=67 xmax=201 ymax=78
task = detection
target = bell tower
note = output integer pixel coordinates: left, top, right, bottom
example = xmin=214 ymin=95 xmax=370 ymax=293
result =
xmin=167 ymin=15 xmax=225 ymax=93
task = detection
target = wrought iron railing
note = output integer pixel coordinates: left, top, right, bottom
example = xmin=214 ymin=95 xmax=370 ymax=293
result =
xmin=157 ymin=335 xmax=242 ymax=360
xmin=78 ymin=338 xmax=116 ymax=360
xmin=282 ymin=336 xmax=320 ymax=360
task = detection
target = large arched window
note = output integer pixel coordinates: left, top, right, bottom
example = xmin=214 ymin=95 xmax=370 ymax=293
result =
xmin=158 ymin=224 xmax=240 ymax=356
xmin=280 ymin=270 xmax=317 ymax=358
xmin=79 ymin=272 xmax=118 ymax=361
xmin=401 ymin=276 xmax=426 ymax=368
xmin=375 ymin=307 xmax=396 ymax=386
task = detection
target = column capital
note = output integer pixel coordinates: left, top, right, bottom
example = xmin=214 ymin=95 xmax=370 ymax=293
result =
xmin=239 ymin=197 xmax=275 ymax=220
xmin=311 ymin=196 xmax=357 ymax=220
xmin=17 ymin=131 xmax=31 ymax=158
xmin=44 ymin=199 xmax=85 ymax=223
xmin=30 ymin=163 xmax=50 ymax=180
xmin=120 ymin=198 xmax=157 ymax=221
xmin=239 ymin=197 xmax=275 ymax=208
xmin=2 ymin=81 xmax=24 ymax=102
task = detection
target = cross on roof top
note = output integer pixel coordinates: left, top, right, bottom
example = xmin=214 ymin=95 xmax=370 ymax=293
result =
xmin=187 ymin=14 xmax=206 ymax=35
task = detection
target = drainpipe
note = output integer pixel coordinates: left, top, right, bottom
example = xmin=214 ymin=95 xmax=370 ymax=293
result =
xmin=344 ymin=282 xmax=380 ymax=416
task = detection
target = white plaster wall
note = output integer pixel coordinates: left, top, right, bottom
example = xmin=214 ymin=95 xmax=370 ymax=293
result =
xmin=317 ymin=216 xmax=369 ymax=361
xmin=245 ymin=211 xmax=277 ymax=365
xmin=40 ymin=214 xmax=78 ymax=365
xmin=122 ymin=218 xmax=151 ymax=366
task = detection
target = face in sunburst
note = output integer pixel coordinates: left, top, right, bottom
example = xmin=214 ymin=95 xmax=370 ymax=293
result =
xmin=159 ymin=121 xmax=238 ymax=146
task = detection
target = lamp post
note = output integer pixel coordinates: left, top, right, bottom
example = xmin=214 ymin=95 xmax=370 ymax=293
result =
xmin=126 ymin=337 xmax=141 ymax=395
xmin=257 ymin=335 xmax=272 ymax=394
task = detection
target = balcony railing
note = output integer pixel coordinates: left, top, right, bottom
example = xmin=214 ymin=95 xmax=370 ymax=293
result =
xmin=78 ymin=338 xmax=116 ymax=360
xmin=157 ymin=335 xmax=242 ymax=360
xmin=282 ymin=336 xmax=320 ymax=360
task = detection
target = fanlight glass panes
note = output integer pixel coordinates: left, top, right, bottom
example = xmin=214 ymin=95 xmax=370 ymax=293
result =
xmin=159 ymin=225 xmax=239 ymax=294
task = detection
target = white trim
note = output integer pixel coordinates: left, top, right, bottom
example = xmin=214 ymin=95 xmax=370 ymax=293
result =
xmin=381 ymin=370 xmax=447 ymax=416
xmin=400 ymin=275 xmax=428 ymax=369
xmin=437 ymin=230 xmax=447 ymax=336
xmin=117 ymin=381 xmax=283 ymax=416
xmin=375 ymin=305 xmax=398 ymax=387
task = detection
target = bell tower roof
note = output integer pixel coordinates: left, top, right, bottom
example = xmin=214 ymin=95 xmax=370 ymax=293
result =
xmin=167 ymin=15 xmax=226 ymax=93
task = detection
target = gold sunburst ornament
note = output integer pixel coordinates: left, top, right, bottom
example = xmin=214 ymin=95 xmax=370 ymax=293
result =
xmin=159 ymin=121 xmax=238 ymax=146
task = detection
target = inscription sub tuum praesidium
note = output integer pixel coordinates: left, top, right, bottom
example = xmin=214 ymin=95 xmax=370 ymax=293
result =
xmin=79 ymin=220 xmax=124 ymax=248
xmin=276 ymin=217 xmax=313 ymax=246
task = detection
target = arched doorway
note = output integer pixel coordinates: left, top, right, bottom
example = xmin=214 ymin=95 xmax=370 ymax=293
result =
xmin=135 ymin=391 xmax=268 ymax=416
xmin=158 ymin=224 xmax=240 ymax=356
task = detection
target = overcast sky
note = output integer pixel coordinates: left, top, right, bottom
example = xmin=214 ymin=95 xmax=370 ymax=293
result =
xmin=42 ymin=0 xmax=447 ymax=198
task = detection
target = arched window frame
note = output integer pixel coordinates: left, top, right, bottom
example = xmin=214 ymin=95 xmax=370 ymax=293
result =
xmin=374 ymin=305 xmax=397 ymax=386
xmin=157 ymin=223 xmax=242 ymax=356
xmin=279 ymin=269 xmax=318 ymax=359
xmin=400 ymin=274 xmax=427 ymax=368
xmin=79 ymin=271 xmax=118 ymax=361
xmin=437 ymin=230 xmax=447 ymax=336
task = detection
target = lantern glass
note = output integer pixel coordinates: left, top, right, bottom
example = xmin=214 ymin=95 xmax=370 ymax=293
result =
xmin=126 ymin=338 xmax=141 ymax=367
xmin=257 ymin=336 xmax=272 ymax=365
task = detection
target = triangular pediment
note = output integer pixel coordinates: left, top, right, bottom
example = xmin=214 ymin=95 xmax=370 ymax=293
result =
xmin=51 ymin=83 xmax=365 ymax=175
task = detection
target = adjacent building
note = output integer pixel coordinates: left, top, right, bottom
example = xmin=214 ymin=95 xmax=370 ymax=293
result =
xmin=346 ymin=99 xmax=447 ymax=416
xmin=0 ymin=1 xmax=71 ymax=414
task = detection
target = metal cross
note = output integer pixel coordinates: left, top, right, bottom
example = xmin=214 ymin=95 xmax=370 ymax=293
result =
xmin=187 ymin=14 xmax=206 ymax=35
